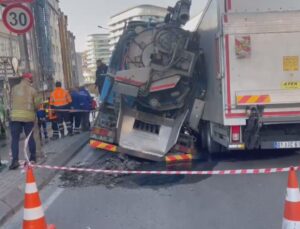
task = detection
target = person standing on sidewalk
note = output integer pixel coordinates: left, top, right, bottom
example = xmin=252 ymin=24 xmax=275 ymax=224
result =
xmin=9 ymin=73 xmax=40 ymax=170
xmin=79 ymin=86 xmax=93 ymax=131
xmin=70 ymin=88 xmax=82 ymax=135
xmin=49 ymin=82 xmax=72 ymax=137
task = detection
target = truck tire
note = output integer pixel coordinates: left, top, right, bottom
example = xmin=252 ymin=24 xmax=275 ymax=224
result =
xmin=206 ymin=123 xmax=221 ymax=154
xmin=200 ymin=123 xmax=207 ymax=150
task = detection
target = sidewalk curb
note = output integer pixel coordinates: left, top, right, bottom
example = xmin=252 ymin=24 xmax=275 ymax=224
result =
xmin=0 ymin=133 xmax=89 ymax=225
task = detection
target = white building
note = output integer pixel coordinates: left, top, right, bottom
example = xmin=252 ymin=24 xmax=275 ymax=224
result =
xmin=76 ymin=53 xmax=84 ymax=86
xmin=47 ymin=0 xmax=64 ymax=84
xmin=109 ymin=5 xmax=167 ymax=52
xmin=81 ymin=50 xmax=94 ymax=84
xmin=86 ymin=34 xmax=110 ymax=73
xmin=0 ymin=5 xmax=22 ymax=119
xmin=0 ymin=5 xmax=21 ymax=79
xmin=0 ymin=6 xmax=20 ymax=63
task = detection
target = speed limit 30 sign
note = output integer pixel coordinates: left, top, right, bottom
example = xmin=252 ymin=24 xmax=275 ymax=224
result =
xmin=3 ymin=4 xmax=34 ymax=34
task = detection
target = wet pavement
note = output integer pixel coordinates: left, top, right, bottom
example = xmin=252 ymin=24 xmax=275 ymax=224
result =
xmin=3 ymin=145 xmax=300 ymax=229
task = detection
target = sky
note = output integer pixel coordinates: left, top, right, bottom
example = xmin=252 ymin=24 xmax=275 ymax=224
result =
xmin=60 ymin=0 xmax=208 ymax=52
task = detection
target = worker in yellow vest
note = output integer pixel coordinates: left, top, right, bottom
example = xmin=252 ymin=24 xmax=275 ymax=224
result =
xmin=9 ymin=73 xmax=41 ymax=170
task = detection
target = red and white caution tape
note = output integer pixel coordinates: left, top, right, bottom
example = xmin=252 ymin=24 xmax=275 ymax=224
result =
xmin=48 ymin=108 xmax=96 ymax=113
xmin=24 ymin=130 xmax=33 ymax=163
xmin=31 ymin=164 xmax=300 ymax=176
xmin=22 ymin=129 xmax=300 ymax=176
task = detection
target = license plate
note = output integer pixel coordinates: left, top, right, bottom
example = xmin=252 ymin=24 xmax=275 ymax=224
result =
xmin=274 ymin=141 xmax=300 ymax=149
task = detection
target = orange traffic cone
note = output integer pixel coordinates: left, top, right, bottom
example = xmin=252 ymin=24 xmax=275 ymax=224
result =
xmin=23 ymin=166 xmax=56 ymax=229
xmin=282 ymin=167 xmax=300 ymax=229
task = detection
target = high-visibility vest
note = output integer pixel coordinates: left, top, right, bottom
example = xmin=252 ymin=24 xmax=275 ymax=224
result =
xmin=50 ymin=88 xmax=72 ymax=107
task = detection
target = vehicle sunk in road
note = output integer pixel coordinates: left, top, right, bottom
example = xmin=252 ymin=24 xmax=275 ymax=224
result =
xmin=91 ymin=0 xmax=300 ymax=161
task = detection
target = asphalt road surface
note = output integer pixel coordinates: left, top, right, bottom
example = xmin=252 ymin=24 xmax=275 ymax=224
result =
xmin=4 ymin=145 xmax=300 ymax=229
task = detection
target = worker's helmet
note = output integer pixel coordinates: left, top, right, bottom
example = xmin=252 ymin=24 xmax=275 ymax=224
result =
xmin=22 ymin=72 xmax=33 ymax=80
xmin=55 ymin=81 xmax=62 ymax=87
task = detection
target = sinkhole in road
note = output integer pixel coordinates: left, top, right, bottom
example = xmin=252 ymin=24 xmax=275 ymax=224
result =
xmin=58 ymin=154 xmax=217 ymax=189
xmin=58 ymin=148 xmax=300 ymax=189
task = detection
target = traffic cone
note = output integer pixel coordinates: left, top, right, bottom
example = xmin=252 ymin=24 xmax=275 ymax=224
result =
xmin=282 ymin=167 xmax=300 ymax=229
xmin=23 ymin=166 xmax=56 ymax=229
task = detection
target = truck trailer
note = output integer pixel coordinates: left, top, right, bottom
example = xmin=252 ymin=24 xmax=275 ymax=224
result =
xmin=91 ymin=0 xmax=300 ymax=161
xmin=198 ymin=0 xmax=300 ymax=153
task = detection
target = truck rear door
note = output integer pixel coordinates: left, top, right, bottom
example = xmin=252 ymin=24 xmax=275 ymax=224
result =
xmin=223 ymin=1 xmax=300 ymax=122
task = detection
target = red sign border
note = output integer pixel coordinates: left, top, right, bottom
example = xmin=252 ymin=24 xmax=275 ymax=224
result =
xmin=0 ymin=0 xmax=33 ymax=3
xmin=3 ymin=3 xmax=34 ymax=34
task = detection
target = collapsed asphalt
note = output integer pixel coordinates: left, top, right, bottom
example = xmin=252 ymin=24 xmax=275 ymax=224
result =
xmin=58 ymin=148 xmax=297 ymax=190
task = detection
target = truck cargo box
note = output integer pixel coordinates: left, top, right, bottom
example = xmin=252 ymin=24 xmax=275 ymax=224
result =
xmin=197 ymin=0 xmax=300 ymax=151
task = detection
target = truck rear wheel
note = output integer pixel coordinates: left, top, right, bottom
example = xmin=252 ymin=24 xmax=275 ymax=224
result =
xmin=200 ymin=124 xmax=207 ymax=150
xmin=206 ymin=123 xmax=221 ymax=154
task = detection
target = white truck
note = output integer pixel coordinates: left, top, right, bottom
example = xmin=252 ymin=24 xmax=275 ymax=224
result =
xmin=198 ymin=0 xmax=300 ymax=153
xmin=91 ymin=0 xmax=300 ymax=161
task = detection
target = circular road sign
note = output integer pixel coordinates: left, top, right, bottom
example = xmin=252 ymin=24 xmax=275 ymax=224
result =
xmin=3 ymin=4 xmax=34 ymax=34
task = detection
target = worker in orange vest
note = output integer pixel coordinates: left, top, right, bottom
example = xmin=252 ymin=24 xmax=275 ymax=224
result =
xmin=49 ymin=82 xmax=72 ymax=138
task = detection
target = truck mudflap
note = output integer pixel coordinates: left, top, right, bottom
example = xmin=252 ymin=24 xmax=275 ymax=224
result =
xmin=90 ymin=138 xmax=197 ymax=163
xmin=90 ymin=140 xmax=118 ymax=153
xmin=117 ymin=104 xmax=189 ymax=161
xmin=165 ymin=154 xmax=193 ymax=163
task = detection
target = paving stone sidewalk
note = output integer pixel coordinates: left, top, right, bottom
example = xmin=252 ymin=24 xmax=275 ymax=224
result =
xmin=0 ymin=132 xmax=90 ymax=225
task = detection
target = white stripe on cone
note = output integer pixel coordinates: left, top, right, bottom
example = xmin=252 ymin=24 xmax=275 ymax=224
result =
xmin=286 ymin=188 xmax=300 ymax=202
xmin=23 ymin=206 xmax=45 ymax=221
xmin=25 ymin=183 xmax=38 ymax=194
xmin=282 ymin=219 xmax=300 ymax=229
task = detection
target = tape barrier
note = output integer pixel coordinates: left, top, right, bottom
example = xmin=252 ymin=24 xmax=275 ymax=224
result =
xmin=47 ymin=108 xmax=97 ymax=113
xmin=30 ymin=164 xmax=299 ymax=176
xmin=22 ymin=129 xmax=299 ymax=176
xmin=23 ymin=130 xmax=33 ymax=163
